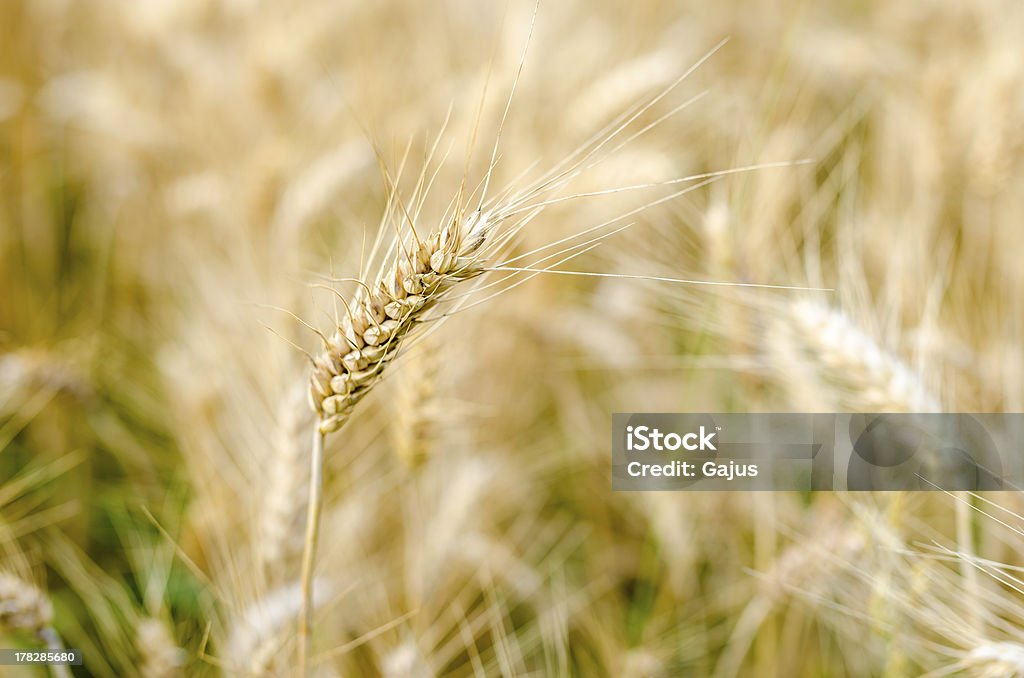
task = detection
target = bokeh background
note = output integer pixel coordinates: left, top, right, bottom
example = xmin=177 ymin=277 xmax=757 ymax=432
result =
xmin=2 ymin=0 xmax=1023 ymax=675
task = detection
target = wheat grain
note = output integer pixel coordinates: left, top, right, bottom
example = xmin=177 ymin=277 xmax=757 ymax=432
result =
xmin=307 ymin=207 xmax=493 ymax=434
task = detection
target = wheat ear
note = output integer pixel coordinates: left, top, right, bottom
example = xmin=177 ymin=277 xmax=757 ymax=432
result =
xmin=391 ymin=341 xmax=439 ymax=471
xmin=966 ymin=642 xmax=1024 ymax=677
xmin=260 ymin=383 xmax=314 ymax=581
xmin=231 ymin=578 xmax=331 ymax=675
xmin=298 ymin=207 xmax=494 ymax=674
xmin=0 ymin=573 xmax=71 ymax=678
xmin=785 ymin=300 xmax=940 ymax=412
xmin=306 ymin=208 xmax=491 ymax=433
xmin=779 ymin=304 xmax=995 ymax=668
xmin=136 ymin=618 xmax=185 ymax=678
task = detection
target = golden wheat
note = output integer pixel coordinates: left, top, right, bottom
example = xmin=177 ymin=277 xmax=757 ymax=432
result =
xmin=0 ymin=572 xmax=72 ymax=678
xmin=781 ymin=300 xmax=940 ymax=412
xmin=136 ymin=617 xmax=185 ymax=678
xmin=0 ymin=572 xmax=53 ymax=636
xmin=307 ymin=206 xmax=493 ymax=434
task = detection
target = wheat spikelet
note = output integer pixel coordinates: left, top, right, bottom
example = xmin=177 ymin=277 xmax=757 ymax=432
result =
xmin=568 ymin=49 xmax=679 ymax=134
xmin=269 ymin=141 xmax=372 ymax=241
xmin=137 ymin=618 xmax=185 ymax=678
xmin=304 ymin=40 xmax=731 ymax=436
xmin=714 ymin=508 xmax=867 ymax=678
xmin=307 ymin=206 xmax=493 ymax=434
xmin=0 ymin=572 xmax=53 ymax=635
xmin=765 ymin=320 xmax=827 ymax=412
xmin=777 ymin=301 xmax=1008 ymax=673
xmin=0 ymin=572 xmax=72 ymax=677
xmin=228 ymin=578 xmax=331 ymax=676
xmin=0 ymin=348 xmax=91 ymax=402
xmin=259 ymin=383 xmax=314 ymax=579
xmin=966 ymin=642 xmax=1024 ymax=677
xmin=966 ymin=53 xmax=1019 ymax=198
xmin=382 ymin=639 xmax=431 ymax=678
xmin=390 ymin=342 xmax=438 ymax=471
xmin=782 ymin=300 xmax=940 ymax=412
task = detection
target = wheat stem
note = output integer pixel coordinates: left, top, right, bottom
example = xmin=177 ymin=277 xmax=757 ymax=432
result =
xmin=955 ymin=493 xmax=982 ymax=634
xmin=39 ymin=627 xmax=72 ymax=678
xmin=297 ymin=428 xmax=325 ymax=677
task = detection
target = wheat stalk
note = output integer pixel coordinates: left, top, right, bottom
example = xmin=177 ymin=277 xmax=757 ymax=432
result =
xmin=292 ymin=31 xmax=735 ymax=671
xmin=298 ymin=203 xmax=496 ymax=674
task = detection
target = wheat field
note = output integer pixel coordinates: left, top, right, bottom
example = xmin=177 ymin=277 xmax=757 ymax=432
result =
xmin=2 ymin=0 xmax=1023 ymax=676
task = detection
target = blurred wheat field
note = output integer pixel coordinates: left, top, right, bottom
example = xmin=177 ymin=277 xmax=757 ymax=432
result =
xmin=2 ymin=0 xmax=1024 ymax=676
